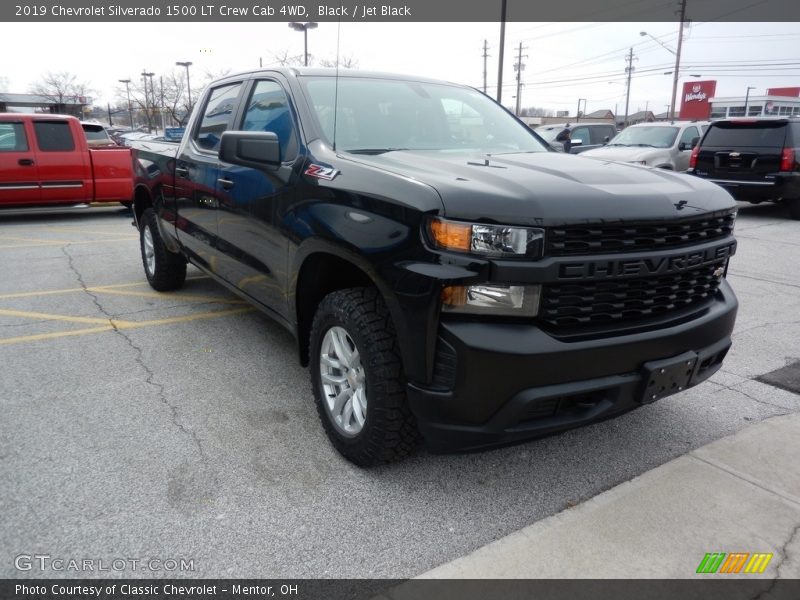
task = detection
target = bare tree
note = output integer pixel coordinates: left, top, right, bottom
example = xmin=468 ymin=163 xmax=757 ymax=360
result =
xmin=29 ymin=71 xmax=95 ymax=114
xmin=317 ymin=55 xmax=360 ymax=69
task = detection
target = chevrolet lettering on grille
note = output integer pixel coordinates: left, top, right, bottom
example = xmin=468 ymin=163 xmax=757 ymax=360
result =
xmin=557 ymin=243 xmax=736 ymax=280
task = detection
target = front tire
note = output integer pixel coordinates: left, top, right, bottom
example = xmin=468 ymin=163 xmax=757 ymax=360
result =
xmin=310 ymin=287 xmax=419 ymax=466
xmin=140 ymin=208 xmax=187 ymax=291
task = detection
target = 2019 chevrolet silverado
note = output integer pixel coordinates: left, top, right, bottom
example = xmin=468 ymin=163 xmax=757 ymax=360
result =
xmin=130 ymin=68 xmax=739 ymax=466
xmin=0 ymin=114 xmax=133 ymax=208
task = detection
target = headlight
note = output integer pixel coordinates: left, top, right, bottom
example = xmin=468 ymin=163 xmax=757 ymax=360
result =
xmin=442 ymin=284 xmax=541 ymax=317
xmin=428 ymin=217 xmax=544 ymax=258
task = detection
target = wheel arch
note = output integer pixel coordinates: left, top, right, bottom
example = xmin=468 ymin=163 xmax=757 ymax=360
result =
xmin=292 ymin=242 xmax=411 ymax=372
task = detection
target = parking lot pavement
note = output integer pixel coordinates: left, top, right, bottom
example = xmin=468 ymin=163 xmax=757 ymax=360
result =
xmin=1 ymin=201 xmax=798 ymax=579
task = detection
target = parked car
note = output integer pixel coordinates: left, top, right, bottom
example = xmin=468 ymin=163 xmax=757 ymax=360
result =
xmin=582 ymin=121 xmax=708 ymax=171
xmin=129 ymin=68 xmax=738 ymax=466
xmin=0 ymin=114 xmax=134 ymax=208
xmin=81 ymin=122 xmax=118 ymax=148
xmin=535 ymin=122 xmax=617 ymax=154
xmin=687 ymin=118 xmax=800 ymax=220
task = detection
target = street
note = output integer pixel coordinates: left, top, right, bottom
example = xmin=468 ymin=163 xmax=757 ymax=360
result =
xmin=1 ymin=201 xmax=798 ymax=578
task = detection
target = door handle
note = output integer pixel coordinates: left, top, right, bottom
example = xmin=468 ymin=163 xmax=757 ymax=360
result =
xmin=18 ymin=158 xmax=34 ymax=166
xmin=217 ymin=178 xmax=234 ymax=190
xmin=175 ymin=167 xmax=189 ymax=177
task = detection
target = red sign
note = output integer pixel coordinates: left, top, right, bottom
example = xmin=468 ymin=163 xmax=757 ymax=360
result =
xmin=767 ymin=87 xmax=800 ymax=97
xmin=679 ymin=80 xmax=717 ymax=120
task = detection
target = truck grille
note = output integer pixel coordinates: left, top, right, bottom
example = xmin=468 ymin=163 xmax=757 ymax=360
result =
xmin=546 ymin=212 xmax=736 ymax=256
xmin=540 ymin=262 xmax=724 ymax=327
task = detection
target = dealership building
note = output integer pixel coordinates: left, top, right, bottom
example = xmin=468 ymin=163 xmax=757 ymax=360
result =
xmin=679 ymin=82 xmax=800 ymax=120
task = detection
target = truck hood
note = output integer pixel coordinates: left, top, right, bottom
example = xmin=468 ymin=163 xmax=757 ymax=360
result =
xmin=579 ymin=146 xmax=665 ymax=163
xmin=343 ymin=150 xmax=734 ymax=226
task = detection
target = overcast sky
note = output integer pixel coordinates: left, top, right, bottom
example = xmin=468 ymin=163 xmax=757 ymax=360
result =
xmin=1 ymin=21 xmax=798 ymax=115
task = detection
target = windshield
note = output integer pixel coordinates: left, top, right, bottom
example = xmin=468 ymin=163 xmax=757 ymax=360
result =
xmin=703 ymin=122 xmax=788 ymax=148
xmin=82 ymin=125 xmax=109 ymax=141
xmin=300 ymin=76 xmax=548 ymax=154
xmin=608 ymin=126 xmax=679 ymax=148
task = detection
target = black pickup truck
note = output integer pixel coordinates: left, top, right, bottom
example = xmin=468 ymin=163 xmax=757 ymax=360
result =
xmin=130 ymin=68 xmax=738 ymax=466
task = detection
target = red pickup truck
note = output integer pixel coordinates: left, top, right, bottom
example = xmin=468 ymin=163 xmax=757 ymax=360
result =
xmin=0 ymin=113 xmax=134 ymax=208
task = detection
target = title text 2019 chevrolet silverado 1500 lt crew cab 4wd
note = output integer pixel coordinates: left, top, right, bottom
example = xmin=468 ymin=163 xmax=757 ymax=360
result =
xmin=130 ymin=68 xmax=738 ymax=466
xmin=0 ymin=114 xmax=133 ymax=209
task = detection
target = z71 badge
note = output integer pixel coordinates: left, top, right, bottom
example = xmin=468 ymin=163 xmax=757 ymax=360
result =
xmin=305 ymin=164 xmax=340 ymax=180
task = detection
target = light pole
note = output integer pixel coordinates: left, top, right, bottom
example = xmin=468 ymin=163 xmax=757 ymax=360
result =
xmin=140 ymin=71 xmax=152 ymax=131
xmin=641 ymin=0 xmax=687 ymax=120
xmin=744 ymin=86 xmax=756 ymax=116
xmin=288 ymin=22 xmax=318 ymax=67
xmin=576 ymin=98 xmax=586 ymax=122
xmin=144 ymin=72 xmax=156 ymax=132
xmin=175 ymin=61 xmax=193 ymax=114
xmin=118 ymin=79 xmax=133 ymax=129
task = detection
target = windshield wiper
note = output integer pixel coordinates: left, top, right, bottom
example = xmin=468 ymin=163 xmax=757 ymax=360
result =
xmin=346 ymin=148 xmax=409 ymax=155
xmin=632 ymin=143 xmax=657 ymax=147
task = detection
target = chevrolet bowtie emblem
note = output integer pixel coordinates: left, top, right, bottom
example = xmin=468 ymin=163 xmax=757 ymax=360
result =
xmin=713 ymin=267 xmax=725 ymax=279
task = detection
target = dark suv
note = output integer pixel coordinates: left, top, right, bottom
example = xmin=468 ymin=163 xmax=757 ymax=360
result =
xmin=688 ymin=118 xmax=800 ymax=219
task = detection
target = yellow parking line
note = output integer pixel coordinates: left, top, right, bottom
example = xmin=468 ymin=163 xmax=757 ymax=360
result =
xmin=0 ymin=236 xmax=69 ymax=244
xmin=0 ymin=276 xmax=209 ymax=301
xmin=0 ymin=237 xmax=136 ymax=250
xmin=0 ymin=308 xmax=134 ymax=327
xmin=96 ymin=288 xmax=246 ymax=304
xmin=0 ymin=307 xmax=254 ymax=347
xmin=43 ymin=226 xmax=134 ymax=236
xmin=116 ymin=307 xmax=254 ymax=329
xmin=0 ymin=325 xmax=116 ymax=346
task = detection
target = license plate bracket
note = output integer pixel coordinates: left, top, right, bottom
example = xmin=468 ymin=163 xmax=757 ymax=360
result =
xmin=639 ymin=351 xmax=698 ymax=404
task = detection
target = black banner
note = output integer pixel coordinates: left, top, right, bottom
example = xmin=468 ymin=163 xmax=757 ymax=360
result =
xmin=2 ymin=0 xmax=800 ymax=22
xmin=3 ymin=579 xmax=800 ymax=600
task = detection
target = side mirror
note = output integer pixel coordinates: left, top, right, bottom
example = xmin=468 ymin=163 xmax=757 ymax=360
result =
xmin=549 ymin=142 xmax=566 ymax=152
xmin=603 ymin=136 xmax=610 ymax=143
xmin=219 ymin=131 xmax=281 ymax=169
xmin=678 ymin=142 xmax=688 ymax=151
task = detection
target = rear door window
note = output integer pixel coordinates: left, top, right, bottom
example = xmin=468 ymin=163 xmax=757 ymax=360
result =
xmin=33 ymin=121 xmax=75 ymax=151
xmin=0 ymin=122 xmax=28 ymax=151
xmin=194 ymin=82 xmax=243 ymax=152
xmin=703 ymin=122 xmax=788 ymax=148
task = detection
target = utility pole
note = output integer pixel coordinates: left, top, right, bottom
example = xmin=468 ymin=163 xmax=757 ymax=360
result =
xmin=514 ymin=42 xmax=528 ymax=117
xmin=624 ymin=48 xmax=636 ymax=127
xmin=670 ymin=0 xmax=687 ymax=120
xmin=497 ymin=0 xmax=507 ymax=102
xmin=482 ymin=40 xmax=490 ymax=94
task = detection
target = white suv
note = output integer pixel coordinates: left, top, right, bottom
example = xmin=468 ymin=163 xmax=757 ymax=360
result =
xmin=581 ymin=121 xmax=708 ymax=171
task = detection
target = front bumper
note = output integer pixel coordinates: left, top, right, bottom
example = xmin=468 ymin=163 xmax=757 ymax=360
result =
xmin=408 ymin=280 xmax=738 ymax=452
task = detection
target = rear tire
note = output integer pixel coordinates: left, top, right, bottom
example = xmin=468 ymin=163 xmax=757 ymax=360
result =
xmin=788 ymin=198 xmax=800 ymax=221
xmin=309 ymin=287 xmax=419 ymax=466
xmin=140 ymin=208 xmax=187 ymax=291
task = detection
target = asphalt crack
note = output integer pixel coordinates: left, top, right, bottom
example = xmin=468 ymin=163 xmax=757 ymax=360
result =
xmin=60 ymin=245 xmax=212 ymax=465
xmin=710 ymin=380 xmax=793 ymax=413
xmin=775 ymin=521 xmax=800 ymax=578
